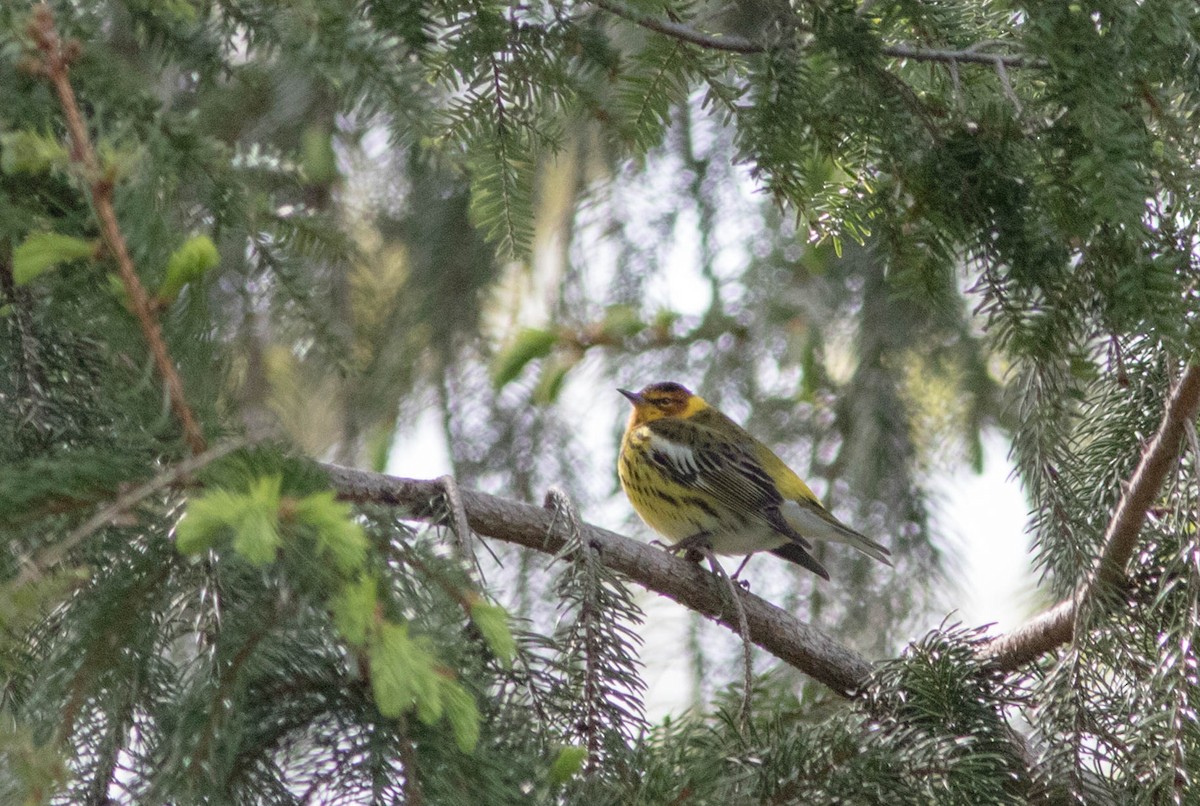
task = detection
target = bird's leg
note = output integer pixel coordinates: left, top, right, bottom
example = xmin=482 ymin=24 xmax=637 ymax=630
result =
xmin=667 ymin=531 xmax=712 ymax=564
xmin=730 ymin=555 xmax=754 ymax=589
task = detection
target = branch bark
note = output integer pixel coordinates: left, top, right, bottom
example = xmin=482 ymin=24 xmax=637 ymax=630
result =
xmin=982 ymin=362 xmax=1200 ymax=670
xmin=592 ymin=0 xmax=1040 ymax=67
xmin=321 ymin=463 xmax=874 ymax=696
xmin=322 ymin=361 xmax=1200 ymax=690
xmin=28 ymin=4 xmax=206 ymax=455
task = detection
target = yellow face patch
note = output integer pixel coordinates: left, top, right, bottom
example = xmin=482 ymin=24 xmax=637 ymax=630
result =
xmin=626 ymin=388 xmax=709 ymax=426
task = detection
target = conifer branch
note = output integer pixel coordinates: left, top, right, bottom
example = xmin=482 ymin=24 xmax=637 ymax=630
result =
xmin=14 ymin=439 xmax=245 ymax=589
xmin=591 ymin=0 xmax=1039 ymax=67
xmin=28 ymin=4 xmax=206 ymax=455
xmin=983 ymin=362 xmax=1200 ymax=670
xmin=322 ymin=463 xmax=874 ymax=696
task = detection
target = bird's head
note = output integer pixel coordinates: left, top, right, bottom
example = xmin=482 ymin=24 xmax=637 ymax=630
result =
xmin=618 ymin=382 xmax=707 ymax=426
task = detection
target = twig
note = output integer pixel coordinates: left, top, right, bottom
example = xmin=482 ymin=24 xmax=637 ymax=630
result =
xmin=702 ymin=549 xmax=752 ymax=734
xmin=881 ymin=43 xmax=1042 ymax=68
xmin=994 ymin=57 xmax=1022 ymax=114
xmin=15 ymin=439 xmax=245 ymax=588
xmin=982 ymin=362 xmax=1200 ymax=670
xmin=27 ymin=4 xmax=206 ymax=455
xmin=324 ymin=463 xmax=873 ymax=696
xmin=397 ymin=718 xmax=423 ymax=806
xmin=436 ymin=474 xmax=485 ymax=583
xmin=592 ymin=0 xmax=763 ymax=54
xmin=591 ymin=0 xmax=1041 ymax=67
xmin=544 ymin=487 xmax=605 ymax=773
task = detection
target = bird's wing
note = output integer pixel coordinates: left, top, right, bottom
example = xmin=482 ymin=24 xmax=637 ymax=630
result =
xmin=690 ymin=407 xmax=826 ymax=507
xmin=642 ymin=419 xmax=810 ymax=546
xmin=646 ymin=418 xmax=892 ymax=565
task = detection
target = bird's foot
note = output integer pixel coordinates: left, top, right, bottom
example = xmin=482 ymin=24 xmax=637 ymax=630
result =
xmin=661 ymin=532 xmax=712 ymax=565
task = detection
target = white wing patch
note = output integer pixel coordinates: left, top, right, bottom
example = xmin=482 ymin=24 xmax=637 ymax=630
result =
xmin=644 ymin=430 xmax=700 ymax=475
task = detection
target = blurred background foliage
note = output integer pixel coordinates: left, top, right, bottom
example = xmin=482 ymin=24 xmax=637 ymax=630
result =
xmin=3 ymin=0 xmax=1200 ymax=802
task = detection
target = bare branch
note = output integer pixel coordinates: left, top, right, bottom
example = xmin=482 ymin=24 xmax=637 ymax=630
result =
xmin=28 ymin=4 xmax=206 ymax=455
xmin=881 ymin=43 xmax=1042 ymax=68
xmin=324 ymin=363 xmax=1200 ymax=685
xmin=321 ymin=463 xmax=874 ymax=696
xmin=592 ymin=0 xmax=763 ymax=54
xmin=313 ymin=365 xmax=1200 ymax=690
xmin=983 ymin=362 xmax=1200 ymax=670
xmin=591 ymin=0 xmax=1040 ymax=67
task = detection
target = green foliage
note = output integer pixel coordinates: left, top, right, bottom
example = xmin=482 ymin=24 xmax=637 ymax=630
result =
xmin=157 ymin=234 xmax=218 ymax=305
xmin=331 ymin=573 xmax=378 ymax=647
xmin=468 ymin=599 xmax=517 ymax=667
xmin=289 ymin=490 xmax=369 ymax=573
xmin=491 ymin=327 xmax=560 ymax=389
xmin=548 ymin=743 xmax=589 ymax=785
xmin=12 ymin=232 xmax=95 ymax=286
xmin=175 ymin=476 xmax=283 ymax=563
xmin=619 ymin=627 xmax=1027 ymax=803
xmin=369 ymin=621 xmax=447 ymax=721
xmin=0 ymin=130 xmax=67 ymax=175
xmin=0 ymin=724 xmax=67 ymax=806
xmin=549 ymin=493 xmax=648 ymax=781
xmin=613 ymin=35 xmax=691 ymax=153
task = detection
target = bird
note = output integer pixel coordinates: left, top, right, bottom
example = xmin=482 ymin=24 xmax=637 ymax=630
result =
xmin=617 ymin=381 xmax=891 ymax=580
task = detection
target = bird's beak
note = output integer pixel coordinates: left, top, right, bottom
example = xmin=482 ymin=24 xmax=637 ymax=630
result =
xmin=618 ymin=388 xmax=643 ymax=405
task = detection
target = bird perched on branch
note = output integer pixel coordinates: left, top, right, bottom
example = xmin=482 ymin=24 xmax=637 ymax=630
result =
xmin=617 ymin=381 xmax=891 ymax=580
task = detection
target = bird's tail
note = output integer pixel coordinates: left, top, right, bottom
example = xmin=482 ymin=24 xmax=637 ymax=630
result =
xmin=770 ymin=542 xmax=830 ymax=580
xmin=833 ymin=527 xmax=892 ymax=566
xmin=782 ymin=500 xmax=893 ymax=566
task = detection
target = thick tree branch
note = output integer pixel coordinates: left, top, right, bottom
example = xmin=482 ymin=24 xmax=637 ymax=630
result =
xmin=324 ymin=362 xmax=1200 ymax=689
xmin=28 ymin=4 xmax=206 ymax=455
xmin=321 ymin=463 xmax=874 ymax=696
xmin=591 ymin=0 xmax=1039 ymax=67
xmin=983 ymin=362 xmax=1200 ymax=670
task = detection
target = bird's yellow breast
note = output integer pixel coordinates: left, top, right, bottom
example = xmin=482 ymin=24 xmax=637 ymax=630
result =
xmin=618 ymin=428 xmax=701 ymax=541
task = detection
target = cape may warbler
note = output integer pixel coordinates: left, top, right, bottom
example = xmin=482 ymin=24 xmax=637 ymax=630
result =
xmin=617 ymin=382 xmax=890 ymax=580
